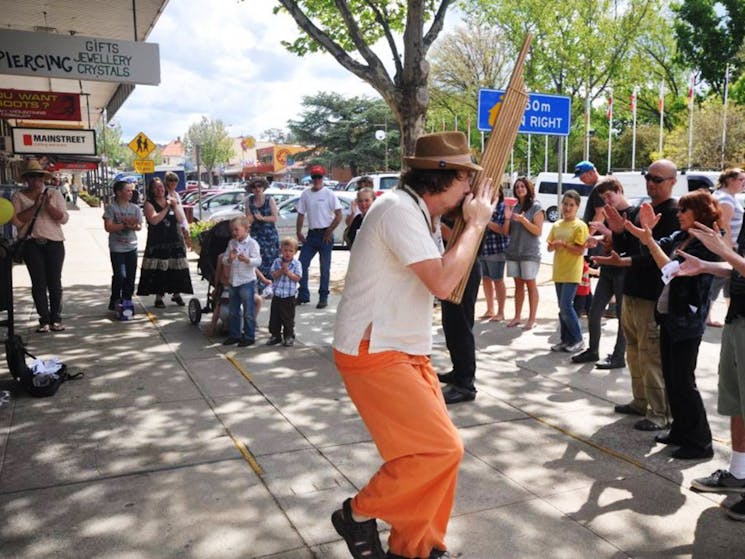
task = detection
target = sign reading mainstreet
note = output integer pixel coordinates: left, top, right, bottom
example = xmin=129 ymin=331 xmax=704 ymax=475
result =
xmin=11 ymin=127 xmax=96 ymax=155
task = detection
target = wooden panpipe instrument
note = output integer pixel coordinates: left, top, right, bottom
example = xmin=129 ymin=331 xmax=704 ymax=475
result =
xmin=445 ymin=33 xmax=533 ymax=304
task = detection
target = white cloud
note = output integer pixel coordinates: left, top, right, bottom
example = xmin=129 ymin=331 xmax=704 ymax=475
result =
xmin=115 ymin=0 xmax=374 ymax=144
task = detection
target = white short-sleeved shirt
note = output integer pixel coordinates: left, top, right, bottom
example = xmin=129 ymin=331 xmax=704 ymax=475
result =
xmin=297 ymin=187 xmax=341 ymax=229
xmin=333 ymin=188 xmax=442 ymax=356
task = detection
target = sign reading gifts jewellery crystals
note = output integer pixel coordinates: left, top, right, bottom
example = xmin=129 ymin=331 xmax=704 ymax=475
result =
xmin=0 ymin=29 xmax=160 ymax=85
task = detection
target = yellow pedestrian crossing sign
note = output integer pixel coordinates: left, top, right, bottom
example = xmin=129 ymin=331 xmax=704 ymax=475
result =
xmin=128 ymin=132 xmax=155 ymax=158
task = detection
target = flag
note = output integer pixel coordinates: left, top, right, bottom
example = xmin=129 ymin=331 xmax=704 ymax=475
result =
xmin=688 ymin=72 xmax=695 ymax=102
xmin=658 ymin=82 xmax=665 ymax=113
xmin=606 ymin=93 xmax=613 ymax=121
xmin=630 ymin=88 xmax=636 ymax=112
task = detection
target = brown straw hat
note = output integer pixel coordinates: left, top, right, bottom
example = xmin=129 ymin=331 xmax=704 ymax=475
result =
xmin=20 ymin=158 xmax=54 ymax=179
xmin=403 ymin=132 xmax=482 ymax=172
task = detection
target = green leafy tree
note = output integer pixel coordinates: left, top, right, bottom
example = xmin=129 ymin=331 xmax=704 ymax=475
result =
xmin=96 ymin=121 xmax=132 ymax=170
xmin=665 ymin=98 xmax=745 ymax=168
xmin=288 ymin=92 xmax=400 ymax=175
xmin=183 ymin=117 xmax=234 ymax=186
xmin=261 ymin=128 xmax=296 ymax=144
xmin=673 ymin=0 xmax=745 ymax=97
xmin=271 ymin=0 xmax=454 ymax=159
xmin=426 ymin=16 xmax=513 ymax=149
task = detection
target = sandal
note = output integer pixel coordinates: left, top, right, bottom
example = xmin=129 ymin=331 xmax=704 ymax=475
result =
xmin=331 ymin=498 xmax=385 ymax=559
xmin=50 ymin=323 xmax=65 ymax=332
xmin=36 ymin=324 xmax=50 ymax=333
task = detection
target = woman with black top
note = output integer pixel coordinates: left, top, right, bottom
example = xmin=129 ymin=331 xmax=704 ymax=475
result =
xmin=343 ymin=187 xmax=375 ymax=248
xmin=136 ymin=177 xmax=193 ymax=308
xmin=626 ymin=190 xmax=721 ymax=459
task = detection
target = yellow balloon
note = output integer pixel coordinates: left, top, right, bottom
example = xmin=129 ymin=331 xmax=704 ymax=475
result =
xmin=0 ymin=198 xmax=15 ymax=225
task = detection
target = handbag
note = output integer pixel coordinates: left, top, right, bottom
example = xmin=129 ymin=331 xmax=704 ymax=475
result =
xmin=12 ymin=189 xmax=46 ymax=265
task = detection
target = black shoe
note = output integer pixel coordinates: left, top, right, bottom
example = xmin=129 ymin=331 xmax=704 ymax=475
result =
xmin=237 ymin=338 xmax=255 ymax=347
xmin=316 ymin=300 xmax=328 ymax=309
xmin=437 ymin=370 xmax=456 ymax=384
xmin=296 ymin=297 xmax=310 ymax=305
xmin=614 ymin=403 xmax=644 ymax=416
xmin=442 ymin=386 xmax=476 ymax=405
xmin=596 ymin=356 xmax=626 ymax=369
xmin=223 ymin=337 xmax=241 ymax=345
xmin=634 ymin=418 xmax=668 ymax=431
xmin=108 ymin=298 xmax=116 ymax=311
xmin=266 ymin=336 xmax=283 ymax=346
xmin=171 ymin=294 xmax=185 ymax=306
xmin=571 ymin=349 xmax=599 ymax=363
xmin=654 ymin=432 xmax=682 ymax=446
xmin=671 ymin=444 xmax=714 ymax=460
xmin=331 ymin=498 xmax=385 ymax=559
xmin=154 ymin=298 xmax=165 ymax=308
xmin=282 ymin=336 xmax=295 ymax=347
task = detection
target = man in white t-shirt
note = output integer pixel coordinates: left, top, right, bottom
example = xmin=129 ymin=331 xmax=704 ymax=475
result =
xmin=295 ymin=165 xmax=342 ymax=308
xmin=330 ymin=132 xmax=495 ymax=559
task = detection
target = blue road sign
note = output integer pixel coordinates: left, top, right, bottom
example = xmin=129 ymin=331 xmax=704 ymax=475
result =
xmin=478 ymin=89 xmax=572 ymax=136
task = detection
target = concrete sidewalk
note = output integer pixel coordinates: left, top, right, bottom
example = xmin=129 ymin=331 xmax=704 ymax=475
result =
xmin=1 ymin=203 xmax=744 ymax=558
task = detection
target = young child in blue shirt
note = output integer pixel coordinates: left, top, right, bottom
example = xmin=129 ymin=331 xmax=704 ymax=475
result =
xmin=222 ymin=216 xmax=262 ymax=347
xmin=267 ymin=237 xmax=302 ymax=347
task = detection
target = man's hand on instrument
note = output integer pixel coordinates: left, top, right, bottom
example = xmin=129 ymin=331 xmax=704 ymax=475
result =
xmin=462 ymin=177 xmax=496 ymax=228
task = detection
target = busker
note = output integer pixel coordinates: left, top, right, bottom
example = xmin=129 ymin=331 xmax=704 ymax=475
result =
xmin=331 ymin=131 xmax=495 ymax=559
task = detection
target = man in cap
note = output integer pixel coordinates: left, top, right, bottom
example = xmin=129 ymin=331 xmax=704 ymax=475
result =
xmin=295 ymin=165 xmax=343 ymax=308
xmin=574 ymin=160 xmax=604 ymax=223
xmin=331 ymin=132 xmax=495 ymax=559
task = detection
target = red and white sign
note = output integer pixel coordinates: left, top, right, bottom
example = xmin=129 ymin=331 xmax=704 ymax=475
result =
xmin=11 ymin=127 xmax=96 ymax=155
xmin=0 ymin=89 xmax=81 ymax=121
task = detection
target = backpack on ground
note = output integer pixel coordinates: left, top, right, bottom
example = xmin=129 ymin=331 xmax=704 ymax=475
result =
xmin=4 ymin=335 xmax=81 ymax=397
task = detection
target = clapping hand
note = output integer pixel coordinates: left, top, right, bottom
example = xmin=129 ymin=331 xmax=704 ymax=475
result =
xmin=592 ymin=249 xmax=625 ymax=267
xmin=638 ymin=202 xmax=661 ymax=230
xmin=670 ymin=249 xmax=706 ymax=278
xmin=603 ymin=204 xmax=625 ymax=233
xmin=624 ymin=219 xmax=654 ymax=247
xmin=687 ymin=222 xmax=730 ymax=257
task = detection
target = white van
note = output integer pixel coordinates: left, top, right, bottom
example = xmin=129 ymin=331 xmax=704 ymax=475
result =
xmin=532 ymin=172 xmax=591 ymax=222
xmin=611 ymin=170 xmax=719 ymax=199
xmin=344 ymin=173 xmax=400 ymax=194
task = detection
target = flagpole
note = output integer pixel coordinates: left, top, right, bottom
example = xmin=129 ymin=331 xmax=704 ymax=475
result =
xmin=527 ymin=135 xmax=531 ymax=177
xmin=658 ymin=82 xmax=665 ymax=155
xmin=687 ymin=72 xmax=695 ymax=169
xmin=631 ymin=86 xmax=638 ymax=171
xmin=467 ymin=115 xmax=471 ymax=146
xmin=544 ymin=135 xmax=548 ymax=172
xmin=722 ymin=64 xmax=730 ymax=169
xmin=606 ymin=88 xmax=613 ymax=174
xmin=584 ymin=94 xmax=591 ymax=159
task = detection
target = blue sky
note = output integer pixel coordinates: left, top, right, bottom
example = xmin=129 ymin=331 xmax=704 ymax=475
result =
xmin=115 ymin=0 xmax=376 ymax=144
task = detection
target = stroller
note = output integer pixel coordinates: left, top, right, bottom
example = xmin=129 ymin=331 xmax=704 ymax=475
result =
xmin=187 ymin=220 xmax=232 ymax=325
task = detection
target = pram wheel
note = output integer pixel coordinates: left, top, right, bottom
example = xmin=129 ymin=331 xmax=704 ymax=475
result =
xmin=188 ymin=297 xmax=202 ymax=324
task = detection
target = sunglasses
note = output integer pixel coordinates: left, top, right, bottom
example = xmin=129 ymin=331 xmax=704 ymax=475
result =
xmin=644 ymin=173 xmax=675 ymax=184
xmin=311 ymin=175 xmax=323 ymax=180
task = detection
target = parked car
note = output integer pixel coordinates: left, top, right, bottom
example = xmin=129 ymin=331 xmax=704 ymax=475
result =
xmin=209 ymin=191 xmax=356 ymax=248
xmin=185 ymin=180 xmax=210 ymax=190
xmin=344 ymin=172 xmax=399 ymax=195
xmin=192 ymin=189 xmax=246 ymax=221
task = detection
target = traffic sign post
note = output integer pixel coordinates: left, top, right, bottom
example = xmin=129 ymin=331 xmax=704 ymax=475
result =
xmin=128 ymin=131 xmax=155 ymax=159
xmin=133 ymin=159 xmax=155 ymax=173
xmin=478 ymin=89 xmax=571 ymax=136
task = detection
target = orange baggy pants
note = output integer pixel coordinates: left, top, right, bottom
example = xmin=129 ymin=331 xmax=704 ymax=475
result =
xmin=334 ymin=341 xmax=464 ymax=559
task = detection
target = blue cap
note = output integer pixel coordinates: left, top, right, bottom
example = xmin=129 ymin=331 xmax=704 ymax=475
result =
xmin=573 ymin=161 xmax=596 ymax=177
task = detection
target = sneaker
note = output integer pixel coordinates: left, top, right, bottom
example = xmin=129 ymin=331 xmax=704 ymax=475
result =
xmin=571 ymin=349 xmax=599 ymax=363
xmin=36 ymin=324 xmax=50 ymax=333
xmin=282 ymin=336 xmax=295 ymax=347
xmin=331 ymin=498 xmax=385 ymax=559
xmin=50 ymin=322 xmax=65 ymax=332
xmin=563 ymin=341 xmax=585 ymax=353
xmin=550 ymin=342 xmax=567 ymax=352
xmin=266 ymin=336 xmax=283 ymax=346
xmin=222 ymin=337 xmax=241 ymax=346
xmin=316 ymin=300 xmax=328 ymax=309
xmin=726 ymin=497 xmax=745 ymax=521
xmin=691 ymin=469 xmax=745 ymax=493
xmin=237 ymin=338 xmax=255 ymax=347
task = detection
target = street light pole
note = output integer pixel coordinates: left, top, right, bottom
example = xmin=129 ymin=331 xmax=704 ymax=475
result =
xmin=375 ymin=116 xmax=389 ymax=171
xmin=195 ymin=143 xmax=202 ymax=216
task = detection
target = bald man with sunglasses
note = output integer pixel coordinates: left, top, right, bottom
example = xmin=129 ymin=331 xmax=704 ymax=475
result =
xmin=593 ymin=159 xmax=680 ymax=432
